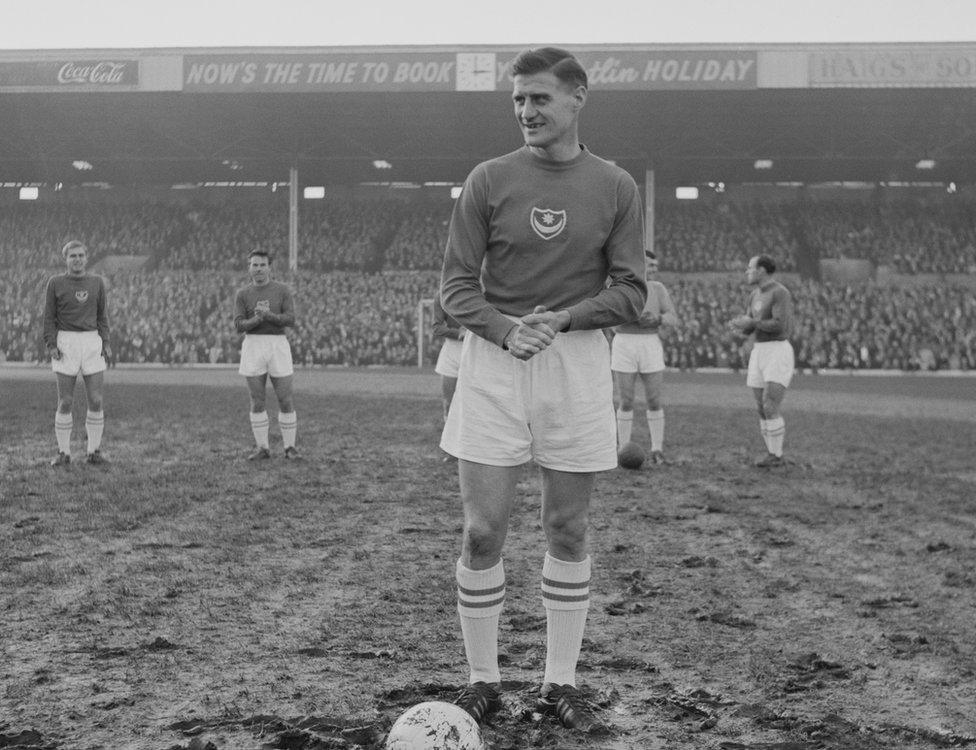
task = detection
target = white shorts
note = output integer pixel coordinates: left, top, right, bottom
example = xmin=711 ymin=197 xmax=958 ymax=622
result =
xmin=440 ymin=327 xmax=617 ymax=472
xmin=435 ymin=336 xmax=463 ymax=378
xmin=610 ymin=332 xmax=665 ymax=373
xmin=52 ymin=331 xmax=106 ymax=376
xmin=747 ymin=340 xmax=795 ymax=389
xmin=239 ymin=335 xmax=294 ymax=378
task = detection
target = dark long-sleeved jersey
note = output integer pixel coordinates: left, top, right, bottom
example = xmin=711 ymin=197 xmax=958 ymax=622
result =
xmin=42 ymin=273 xmax=110 ymax=348
xmin=743 ymin=280 xmax=793 ymax=342
xmin=440 ymin=146 xmax=646 ymax=347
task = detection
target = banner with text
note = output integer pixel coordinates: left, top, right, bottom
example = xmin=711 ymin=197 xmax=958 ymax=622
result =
xmin=810 ymin=47 xmax=976 ymax=86
xmin=0 ymin=60 xmax=140 ymax=88
xmin=183 ymin=50 xmax=758 ymax=92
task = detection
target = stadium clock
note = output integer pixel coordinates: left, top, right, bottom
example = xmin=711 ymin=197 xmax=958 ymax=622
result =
xmin=455 ymin=52 xmax=496 ymax=91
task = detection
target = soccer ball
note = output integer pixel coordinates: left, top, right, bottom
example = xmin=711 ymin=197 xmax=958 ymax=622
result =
xmin=385 ymin=701 xmax=484 ymax=750
xmin=617 ymin=441 xmax=646 ymax=470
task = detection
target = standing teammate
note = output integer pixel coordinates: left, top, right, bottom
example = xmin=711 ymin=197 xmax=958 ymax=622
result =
xmin=439 ymin=47 xmax=646 ymax=731
xmin=43 ymin=240 xmax=112 ymax=466
xmin=432 ymin=296 xmax=466 ymax=459
xmin=611 ymin=251 xmax=679 ymax=463
xmin=728 ymin=254 xmax=795 ymax=467
xmin=234 ymin=249 xmax=299 ymax=460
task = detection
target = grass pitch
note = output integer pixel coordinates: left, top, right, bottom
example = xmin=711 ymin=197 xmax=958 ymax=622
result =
xmin=1 ymin=367 xmax=975 ymax=750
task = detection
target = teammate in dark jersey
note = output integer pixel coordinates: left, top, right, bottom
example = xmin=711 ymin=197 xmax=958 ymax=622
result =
xmin=728 ymin=254 xmax=796 ymax=467
xmin=233 ymin=250 xmax=299 ymax=460
xmin=439 ymin=47 xmax=646 ymax=732
xmin=43 ymin=240 xmax=112 ymax=466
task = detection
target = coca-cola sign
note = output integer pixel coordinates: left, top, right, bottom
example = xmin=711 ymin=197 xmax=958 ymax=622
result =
xmin=57 ymin=61 xmax=132 ymax=85
xmin=0 ymin=60 xmax=139 ymax=88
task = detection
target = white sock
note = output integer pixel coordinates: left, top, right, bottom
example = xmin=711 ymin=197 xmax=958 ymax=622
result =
xmin=85 ymin=410 xmax=104 ymax=453
xmin=55 ymin=411 xmax=73 ymax=454
xmin=760 ymin=418 xmax=770 ymax=452
xmin=250 ymin=411 xmax=270 ymax=449
xmin=647 ymin=409 xmax=665 ymax=451
xmin=278 ymin=411 xmax=297 ymax=449
xmin=456 ymin=559 xmax=505 ymax=685
xmin=616 ymin=409 xmax=633 ymax=445
xmin=542 ymin=553 xmax=591 ymax=687
xmin=766 ymin=416 xmax=785 ymax=457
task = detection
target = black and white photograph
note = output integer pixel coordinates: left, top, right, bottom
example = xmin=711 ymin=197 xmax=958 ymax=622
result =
xmin=2 ymin=1 xmax=975 ymax=748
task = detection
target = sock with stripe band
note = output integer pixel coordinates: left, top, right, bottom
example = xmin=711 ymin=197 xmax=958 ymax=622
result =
xmin=542 ymin=553 xmax=591 ymax=687
xmin=250 ymin=410 xmax=270 ymax=449
xmin=55 ymin=411 xmax=73 ymax=454
xmin=456 ymin=558 xmax=505 ymax=685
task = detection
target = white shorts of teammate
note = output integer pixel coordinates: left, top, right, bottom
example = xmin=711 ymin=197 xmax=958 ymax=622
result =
xmin=441 ymin=326 xmax=616 ymax=472
xmin=434 ymin=336 xmax=463 ymax=378
xmin=610 ymin=332 xmax=665 ymax=373
xmin=52 ymin=330 xmax=106 ymax=376
xmin=239 ymin=335 xmax=294 ymax=377
xmin=747 ymin=340 xmax=795 ymax=389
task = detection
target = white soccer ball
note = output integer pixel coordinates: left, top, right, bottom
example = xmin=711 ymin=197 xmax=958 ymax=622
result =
xmin=385 ymin=700 xmax=485 ymax=750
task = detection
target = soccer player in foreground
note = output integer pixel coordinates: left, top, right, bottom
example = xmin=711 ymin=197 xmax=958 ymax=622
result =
xmin=728 ymin=254 xmax=796 ymax=467
xmin=233 ymin=249 xmax=299 ymax=460
xmin=611 ymin=250 xmax=679 ymax=463
xmin=43 ymin=240 xmax=112 ymax=466
xmin=439 ymin=47 xmax=646 ymax=732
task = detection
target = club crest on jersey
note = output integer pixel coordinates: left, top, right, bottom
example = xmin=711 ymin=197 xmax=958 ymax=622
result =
xmin=75 ymin=290 xmax=89 ymax=303
xmin=530 ymin=207 xmax=567 ymax=241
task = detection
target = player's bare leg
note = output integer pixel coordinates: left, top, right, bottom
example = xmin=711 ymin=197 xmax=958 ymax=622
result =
xmin=613 ymin=371 xmax=637 ymax=445
xmin=641 ymin=370 xmax=666 ymax=462
xmin=753 ymin=383 xmax=787 ymax=466
xmin=440 ymin=375 xmax=459 ymax=462
xmin=453 ymin=460 xmax=517 ymax=721
xmin=52 ymin=372 xmax=78 ymax=465
xmin=441 ymin=374 xmax=458 ymax=423
xmin=270 ymin=374 xmax=299 ymax=458
xmin=245 ymin=374 xmax=271 ymax=459
xmin=81 ymin=371 xmax=106 ymax=464
xmin=538 ymin=468 xmax=600 ymax=730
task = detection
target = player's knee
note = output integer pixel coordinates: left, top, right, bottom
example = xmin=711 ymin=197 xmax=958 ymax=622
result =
xmin=88 ymin=395 xmax=103 ymax=412
xmin=462 ymin=522 xmax=504 ymax=561
xmin=618 ymin=395 xmax=635 ymax=411
xmin=278 ymin=396 xmax=294 ymax=413
xmin=57 ymin=397 xmax=73 ymax=413
xmin=544 ymin=511 xmax=588 ymax=550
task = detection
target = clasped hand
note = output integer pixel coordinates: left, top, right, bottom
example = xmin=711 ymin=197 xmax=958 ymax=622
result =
xmin=505 ymin=306 xmax=564 ymax=361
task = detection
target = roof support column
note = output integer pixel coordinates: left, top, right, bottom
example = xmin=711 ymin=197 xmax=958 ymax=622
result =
xmin=289 ymin=166 xmax=299 ymax=272
xmin=644 ymin=168 xmax=655 ymax=258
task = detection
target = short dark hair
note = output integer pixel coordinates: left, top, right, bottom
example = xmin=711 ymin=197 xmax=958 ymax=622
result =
xmin=510 ymin=47 xmax=587 ymax=90
xmin=755 ymin=254 xmax=777 ymax=274
xmin=248 ymin=249 xmax=272 ymax=262
xmin=61 ymin=239 xmax=87 ymax=257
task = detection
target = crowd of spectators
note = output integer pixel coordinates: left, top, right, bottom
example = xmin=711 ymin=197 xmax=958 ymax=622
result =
xmin=661 ymin=277 xmax=976 ymax=371
xmin=4 ymin=265 xmax=973 ymax=372
xmin=3 ymin=192 xmax=974 ymax=371
xmin=797 ymin=198 xmax=976 ymax=274
xmin=3 ymin=193 xmax=976 ymax=275
xmin=655 ymin=201 xmax=800 ymax=273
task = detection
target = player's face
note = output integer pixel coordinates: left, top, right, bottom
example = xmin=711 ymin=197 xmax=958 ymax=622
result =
xmin=645 ymin=260 xmax=658 ymax=281
xmin=745 ymin=257 xmax=762 ymax=285
xmin=64 ymin=247 xmax=87 ymax=275
xmin=248 ymin=255 xmax=271 ymax=284
xmin=512 ymin=72 xmax=585 ymax=157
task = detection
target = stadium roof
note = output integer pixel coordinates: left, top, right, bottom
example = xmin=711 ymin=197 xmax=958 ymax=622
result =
xmin=2 ymin=44 xmax=976 ymax=189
